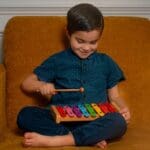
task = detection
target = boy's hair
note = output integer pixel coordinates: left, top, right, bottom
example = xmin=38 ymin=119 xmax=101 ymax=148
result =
xmin=67 ymin=3 xmax=104 ymax=35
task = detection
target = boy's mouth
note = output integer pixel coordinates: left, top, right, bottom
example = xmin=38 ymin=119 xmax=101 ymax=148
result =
xmin=80 ymin=50 xmax=93 ymax=55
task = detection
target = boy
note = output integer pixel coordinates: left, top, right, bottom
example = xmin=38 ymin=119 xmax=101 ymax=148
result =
xmin=17 ymin=3 xmax=130 ymax=148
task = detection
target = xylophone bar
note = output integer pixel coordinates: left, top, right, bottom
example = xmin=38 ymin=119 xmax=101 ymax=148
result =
xmin=50 ymin=103 xmax=119 ymax=123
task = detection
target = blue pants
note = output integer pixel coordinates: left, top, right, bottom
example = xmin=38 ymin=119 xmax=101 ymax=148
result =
xmin=17 ymin=106 xmax=127 ymax=146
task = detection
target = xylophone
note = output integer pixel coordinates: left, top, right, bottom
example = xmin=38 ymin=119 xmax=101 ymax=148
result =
xmin=50 ymin=102 xmax=119 ymax=123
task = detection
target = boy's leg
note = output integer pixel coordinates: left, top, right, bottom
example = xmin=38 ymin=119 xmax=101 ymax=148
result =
xmin=71 ymin=112 xmax=127 ymax=146
xmin=17 ymin=106 xmax=69 ymax=135
xmin=17 ymin=106 xmax=76 ymax=147
xmin=17 ymin=107 xmax=126 ymax=147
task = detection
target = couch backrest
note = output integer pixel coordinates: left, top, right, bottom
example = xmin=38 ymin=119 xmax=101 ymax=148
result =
xmin=3 ymin=16 xmax=150 ymax=131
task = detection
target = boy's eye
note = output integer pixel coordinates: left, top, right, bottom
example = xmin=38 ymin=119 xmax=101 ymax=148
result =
xmin=76 ymin=38 xmax=85 ymax=44
xmin=90 ymin=41 xmax=97 ymax=44
xmin=76 ymin=38 xmax=97 ymax=44
xmin=76 ymin=39 xmax=84 ymax=43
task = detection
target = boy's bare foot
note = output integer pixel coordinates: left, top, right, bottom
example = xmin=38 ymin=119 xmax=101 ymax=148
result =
xmin=23 ymin=132 xmax=52 ymax=147
xmin=23 ymin=132 xmax=75 ymax=147
xmin=95 ymin=140 xmax=107 ymax=149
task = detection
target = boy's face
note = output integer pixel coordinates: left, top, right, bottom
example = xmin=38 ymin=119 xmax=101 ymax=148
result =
xmin=68 ymin=30 xmax=101 ymax=59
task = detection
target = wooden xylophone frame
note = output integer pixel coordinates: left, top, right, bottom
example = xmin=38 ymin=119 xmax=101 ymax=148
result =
xmin=50 ymin=102 xmax=119 ymax=124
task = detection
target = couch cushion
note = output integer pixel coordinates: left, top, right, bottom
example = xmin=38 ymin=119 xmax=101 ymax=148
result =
xmin=1 ymin=124 xmax=150 ymax=150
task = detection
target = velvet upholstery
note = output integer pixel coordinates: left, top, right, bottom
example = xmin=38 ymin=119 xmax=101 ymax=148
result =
xmin=0 ymin=16 xmax=150 ymax=149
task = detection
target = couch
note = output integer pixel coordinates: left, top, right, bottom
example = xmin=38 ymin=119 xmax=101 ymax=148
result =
xmin=0 ymin=16 xmax=150 ymax=150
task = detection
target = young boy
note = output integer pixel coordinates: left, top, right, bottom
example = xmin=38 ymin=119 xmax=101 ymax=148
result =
xmin=17 ymin=3 xmax=130 ymax=148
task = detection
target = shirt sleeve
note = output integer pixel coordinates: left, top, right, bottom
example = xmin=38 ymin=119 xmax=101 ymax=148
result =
xmin=33 ymin=56 xmax=55 ymax=82
xmin=106 ymin=55 xmax=125 ymax=89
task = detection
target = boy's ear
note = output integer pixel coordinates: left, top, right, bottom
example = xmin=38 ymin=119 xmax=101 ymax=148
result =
xmin=65 ymin=26 xmax=70 ymax=39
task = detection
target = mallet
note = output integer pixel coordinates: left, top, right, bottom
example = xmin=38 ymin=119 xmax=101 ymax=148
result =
xmin=55 ymin=87 xmax=84 ymax=93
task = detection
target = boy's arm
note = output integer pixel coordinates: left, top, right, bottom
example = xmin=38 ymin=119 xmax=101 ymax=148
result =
xmin=21 ymin=73 xmax=56 ymax=99
xmin=108 ymin=85 xmax=131 ymax=124
xmin=21 ymin=73 xmax=45 ymax=93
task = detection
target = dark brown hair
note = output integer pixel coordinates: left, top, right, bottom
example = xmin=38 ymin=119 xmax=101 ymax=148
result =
xmin=67 ymin=3 xmax=104 ymax=35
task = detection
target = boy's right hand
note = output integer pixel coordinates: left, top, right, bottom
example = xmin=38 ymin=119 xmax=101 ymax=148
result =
xmin=38 ymin=83 xmax=57 ymax=97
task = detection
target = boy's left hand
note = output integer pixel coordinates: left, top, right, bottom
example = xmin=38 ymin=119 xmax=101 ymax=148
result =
xmin=119 ymin=107 xmax=131 ymax=124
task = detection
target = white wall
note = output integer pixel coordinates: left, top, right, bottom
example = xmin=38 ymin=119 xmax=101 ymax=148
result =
xmin=0 ymin=0 xmax=150 ymax=63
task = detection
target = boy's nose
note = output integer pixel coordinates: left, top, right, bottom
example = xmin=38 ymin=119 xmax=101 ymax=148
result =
xmin=83 ymin=44 xmax=91 ymax=52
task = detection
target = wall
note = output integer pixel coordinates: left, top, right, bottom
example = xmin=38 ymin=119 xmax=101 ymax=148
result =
xmin=0 ymin=0 xmax=150 ymax=63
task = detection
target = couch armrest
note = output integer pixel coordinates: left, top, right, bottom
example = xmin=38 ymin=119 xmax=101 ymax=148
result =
xmin=0 ymin=64 xmax=6 ymax=140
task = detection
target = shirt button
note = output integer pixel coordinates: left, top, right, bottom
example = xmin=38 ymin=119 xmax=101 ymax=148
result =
xmin=80 ymin=80 xmax=86 ymax=84
xmin=83 ymin=80 xmax=86 ymax=84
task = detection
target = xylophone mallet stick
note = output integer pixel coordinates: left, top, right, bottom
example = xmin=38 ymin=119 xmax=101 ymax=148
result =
xmin=55 ymin=87 xmax=84 ymax=93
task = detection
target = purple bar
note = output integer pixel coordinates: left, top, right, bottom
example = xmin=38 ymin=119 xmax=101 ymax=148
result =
xmin=72 ymin=105 xmax=82 ymax=117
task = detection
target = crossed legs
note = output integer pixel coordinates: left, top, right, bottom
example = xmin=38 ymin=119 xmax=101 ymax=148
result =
xmin=17 ymin=106 xmax=127 ymax=148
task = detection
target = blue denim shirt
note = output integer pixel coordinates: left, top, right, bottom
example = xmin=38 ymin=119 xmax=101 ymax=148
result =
xmin=34 ymin=48 xmax=125 ymax=106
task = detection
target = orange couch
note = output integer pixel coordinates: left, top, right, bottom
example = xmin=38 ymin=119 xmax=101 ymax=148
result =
xmin=0 ymin=16 xmax=150 ymax=150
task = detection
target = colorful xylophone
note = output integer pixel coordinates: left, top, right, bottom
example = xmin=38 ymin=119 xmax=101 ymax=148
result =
xmin=50 ymin=102 xmax=119 ymax=123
